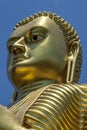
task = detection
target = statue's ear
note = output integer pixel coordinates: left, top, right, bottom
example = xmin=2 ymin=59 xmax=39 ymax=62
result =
xmin=66 ymin=42 xmax=80 ymax=83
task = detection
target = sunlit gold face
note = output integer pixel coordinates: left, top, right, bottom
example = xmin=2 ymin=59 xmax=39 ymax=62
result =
xmin=7 ymin=16 xmax=67 ymax=89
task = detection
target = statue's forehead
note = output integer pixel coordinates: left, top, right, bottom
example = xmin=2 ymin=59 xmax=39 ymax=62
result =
xmin=10 ymin=16 xmax=61 ymax=38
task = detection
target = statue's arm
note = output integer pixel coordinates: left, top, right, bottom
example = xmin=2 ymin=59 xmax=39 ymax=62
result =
xmin=0 ymin=105 xmax=34 ymax=130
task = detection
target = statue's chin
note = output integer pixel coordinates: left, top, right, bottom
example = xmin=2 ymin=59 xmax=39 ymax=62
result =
xmin=10 ymin=66 xmax=39 ymax=89
xmin=9 ymin=63 xmax=66 ymax=89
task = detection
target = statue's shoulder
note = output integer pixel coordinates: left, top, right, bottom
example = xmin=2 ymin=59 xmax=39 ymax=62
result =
xmin=79 ymin=83 xmax=87 ymax=92
xmin=50 ymin=83 xmax=87 ymax=89
xmin=80 ymin=84 xmax=87 ymax=87
xmin=48 ymin=83 xmax=87 ymax=95
xmin=46 ymin=83 xmax=80 ymax=96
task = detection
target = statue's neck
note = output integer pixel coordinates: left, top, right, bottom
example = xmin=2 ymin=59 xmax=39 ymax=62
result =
xmin=16 ymin=79 xmax=56 ymax=100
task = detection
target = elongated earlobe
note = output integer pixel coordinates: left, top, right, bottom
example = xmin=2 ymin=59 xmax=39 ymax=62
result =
xmin=66 ymin=42 xmax=80 ymax=83
xmin=66 ymin=54 xmax=75 ymax=83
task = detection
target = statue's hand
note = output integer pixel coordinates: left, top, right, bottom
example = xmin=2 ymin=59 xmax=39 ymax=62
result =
xmin=0 ymin=105 xmax=35 ymax=130
xmin=0 ymin=105 xmax=19 ymax=130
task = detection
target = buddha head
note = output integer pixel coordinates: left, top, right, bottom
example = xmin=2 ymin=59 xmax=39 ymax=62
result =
xmin=7 ymin=12 xmax=82 ymax=90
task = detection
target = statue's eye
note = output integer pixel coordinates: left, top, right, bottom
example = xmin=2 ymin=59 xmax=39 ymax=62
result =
xmin=32 ymin=35 xmax=38 ymax=41
xmin=31 ymin=34 xmax=45 ymax=43
xmin=25 ymin=32 xmax=45 ymax=44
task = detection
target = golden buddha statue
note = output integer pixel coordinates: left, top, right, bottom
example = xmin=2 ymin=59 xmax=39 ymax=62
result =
xmin=0 ymin=11 xmax=87 ymax=130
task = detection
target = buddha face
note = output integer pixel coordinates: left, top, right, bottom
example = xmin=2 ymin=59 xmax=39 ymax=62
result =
xmin=7 ymin=16 xmax=67 ymax=89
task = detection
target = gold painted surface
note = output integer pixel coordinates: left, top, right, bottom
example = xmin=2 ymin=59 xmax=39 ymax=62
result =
xmin=5 ymin=12 xmax=86 ymax=130
xmin=9 ymin=84 xmax=87 ymax=130
xmin=23 ymin=84 xmax=87 ymax=129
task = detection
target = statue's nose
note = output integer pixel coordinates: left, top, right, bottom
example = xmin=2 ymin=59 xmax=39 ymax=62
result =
xmin=12 ymin=46 xmax=25 ymax=55
xmin=12 ymin=37 xmax=25 ymax=55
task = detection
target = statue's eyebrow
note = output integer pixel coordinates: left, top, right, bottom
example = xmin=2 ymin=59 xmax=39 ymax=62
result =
xmin=29 ymin=26 xmax=48 ymax=34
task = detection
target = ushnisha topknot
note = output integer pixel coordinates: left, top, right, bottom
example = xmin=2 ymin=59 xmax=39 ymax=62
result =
xmin=14 ymin=11 xmax=82 ymax=83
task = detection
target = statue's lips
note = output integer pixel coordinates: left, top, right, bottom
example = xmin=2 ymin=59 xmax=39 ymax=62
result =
xmin=14 ymin=58 xmax=24 ymax=63
xmin=13 ymin=56 xmax=28 ymax=64
xmin=8 ymin=56 xmax=29 ymax=72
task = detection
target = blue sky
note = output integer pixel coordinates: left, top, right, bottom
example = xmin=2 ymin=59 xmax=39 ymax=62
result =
xmin=0 ymin=0 xmax=87 ymax=105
